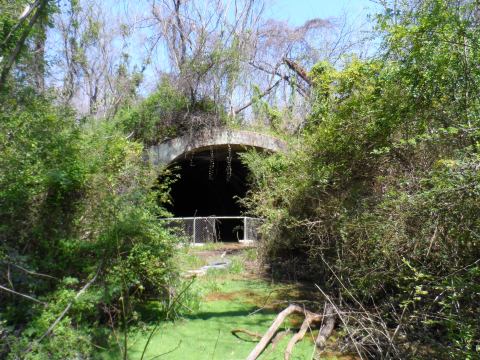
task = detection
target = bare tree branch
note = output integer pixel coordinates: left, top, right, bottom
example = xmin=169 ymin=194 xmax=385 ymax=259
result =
xmin=4 ymin=262 xmax=58 ymax=280
xmin=283 ymin=58 xmax=312 ymax=86
xmin=0 ymin=284 xmax=47 ymax=305
xmin=233 ymin=78 xmax=281 ymax=115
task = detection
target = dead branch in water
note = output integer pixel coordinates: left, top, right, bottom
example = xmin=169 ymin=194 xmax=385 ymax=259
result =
xmin=315 ymin=303 xmax=336 ymax=349
xmin=245 ymin=302 xmax=336 ymax=360
xmin=231 ymin=328 xmax=262 ymax=341
xmin=284 ymin=311 xmax=322 ymax=360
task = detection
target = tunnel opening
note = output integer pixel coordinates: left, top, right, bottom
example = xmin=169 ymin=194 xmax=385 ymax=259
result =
xmin=165 ymin=147 xmax=251 ymax=242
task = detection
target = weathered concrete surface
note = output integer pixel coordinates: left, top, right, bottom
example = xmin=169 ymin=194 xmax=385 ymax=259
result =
xmin=147 ymin=129 xmax=287 ymax=165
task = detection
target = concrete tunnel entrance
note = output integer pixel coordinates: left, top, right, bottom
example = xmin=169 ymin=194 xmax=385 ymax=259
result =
xmin=165 ymin=147 xmax=251 ymax=242
xmin=150 ymin=129 xmax=286 ymax=243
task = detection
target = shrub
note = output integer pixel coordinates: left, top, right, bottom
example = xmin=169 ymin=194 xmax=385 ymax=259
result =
xmin=242 ymin=1 xmax=480 ymax=357
xmin=0 ymin=90 xmax=183 ymax=358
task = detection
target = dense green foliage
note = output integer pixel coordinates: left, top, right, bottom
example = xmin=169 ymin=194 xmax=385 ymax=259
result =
xmin=118 ymin=79 xmax=189 ymax=145
xmin=0 ymin=4 xmax=185 ymax=355
xmin=119 ymin=79 xmax=223 ymax=146
xmin=0 ymin=88 xmax=182 ymax=358
xmin=243 ymin=1 xmax=480 ymax=358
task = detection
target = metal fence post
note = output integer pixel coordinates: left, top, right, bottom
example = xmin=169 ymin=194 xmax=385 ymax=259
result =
xmin=193 ymin=217 xmax=196 ymax=244
xmin=244 ymin=216 xmax=247 ymax=241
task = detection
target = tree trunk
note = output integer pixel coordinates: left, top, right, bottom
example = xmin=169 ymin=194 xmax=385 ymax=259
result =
xmin=0 ymin=0 xmax=48 ymax=91
xmin=33 ymin=15 xmax=46 ymax=91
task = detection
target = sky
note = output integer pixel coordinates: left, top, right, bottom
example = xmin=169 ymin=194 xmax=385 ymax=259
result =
xmin=265 ymin=0 xmax=379 ymax=25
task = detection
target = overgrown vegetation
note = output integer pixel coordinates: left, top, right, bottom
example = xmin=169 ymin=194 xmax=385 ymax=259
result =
xmin=2 ymin=0 xmax=480 ymax=358
xmin=118 ymin=78 xmax=223 ymax=146
xmin=0 ymin=89 xmax=186 ymax=358
xmin=101 ymin=245 xmax=326 ymax=360
xmin=0 ymin=3 xmax=184 ymax=358
xmin=243 ymin=1 xmax=480 ymax=358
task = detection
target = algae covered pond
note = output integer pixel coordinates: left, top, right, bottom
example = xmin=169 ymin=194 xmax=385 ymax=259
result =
xmin=100 ymin=244 xmax=324 ymax=360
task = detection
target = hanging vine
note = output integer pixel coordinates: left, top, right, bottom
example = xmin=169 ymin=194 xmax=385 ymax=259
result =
xmin=189 ymin=149 xmax=196 ymax=167
xmin=208 ymin=146 xmax=215 ymax=180
xmin=226 ymin=143 xmax=232 ymax=182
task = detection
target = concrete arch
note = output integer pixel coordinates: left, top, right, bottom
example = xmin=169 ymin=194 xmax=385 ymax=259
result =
xmin=146 ymin=129 xmax=287 ymax=165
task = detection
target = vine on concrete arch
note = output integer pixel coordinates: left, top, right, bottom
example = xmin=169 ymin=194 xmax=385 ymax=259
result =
xmin=226 ymin=143 xmax=232 ymax=182
xmin=208 ymin=146 xmax=215 ymax=180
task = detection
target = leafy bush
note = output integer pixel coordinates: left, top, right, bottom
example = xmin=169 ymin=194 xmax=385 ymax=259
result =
xmin=0 ymin=89 xmax=183 ymax=358
xmin=118 ymin=78 xmax=189 ymax=144
xmin=243 ymin=1 xmax=480 ymax=357
xmin=118 ymin=78 xmax=223 ymax=145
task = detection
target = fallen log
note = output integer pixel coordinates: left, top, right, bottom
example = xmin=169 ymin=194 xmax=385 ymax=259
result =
xmin=246 ymin=303 xmax=335 ymax=360
xmin=246 ymin=304 xmax=304 ymax=360
xmin=285 ymin=312 xmax=322 ymax=360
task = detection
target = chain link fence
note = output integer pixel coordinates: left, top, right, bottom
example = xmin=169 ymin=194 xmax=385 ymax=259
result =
xmin=244 ymin=217 xmax=263 ymax=242
xmin=160 ymin=216 xmax=262 ymax=244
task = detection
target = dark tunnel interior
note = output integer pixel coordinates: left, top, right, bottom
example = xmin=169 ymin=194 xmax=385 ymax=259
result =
xmin=164 ymin=148 xmax=251 ymax=242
